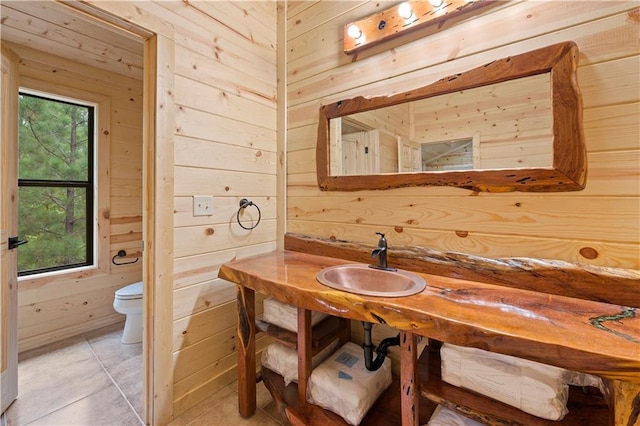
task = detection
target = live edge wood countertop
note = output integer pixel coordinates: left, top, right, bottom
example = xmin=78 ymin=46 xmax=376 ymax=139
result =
xmin=219 ymin=250 xmax=640 ymax=382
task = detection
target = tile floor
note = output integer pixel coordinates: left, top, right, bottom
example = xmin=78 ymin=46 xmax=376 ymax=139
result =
xmin=2 ymin=323 xmax=283 ymax=426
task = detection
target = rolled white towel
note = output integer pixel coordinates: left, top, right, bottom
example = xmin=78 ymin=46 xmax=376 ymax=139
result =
xmin=441 ymin=343 xmax=569 ymax=421
xmin=262 ymin=297 xmax=328 ymax=332
xmin=261 ymin=339 xmax=340 ymax=386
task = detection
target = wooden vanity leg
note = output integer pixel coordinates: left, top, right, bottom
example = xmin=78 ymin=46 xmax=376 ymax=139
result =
xmin=338 ymin=317 xmax=351 ymax=346
xmin=400 ymin=331 xmax=419 ymax=426
xmin=236 ymin=285 xmax=256 ymax=418
xmin=605 ymin=378 xmax=640 ymax=426
xmin=297 ymin=308 xmax=312 ymax=409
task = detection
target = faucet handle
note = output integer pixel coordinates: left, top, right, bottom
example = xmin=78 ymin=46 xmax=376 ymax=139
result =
xmin=375 ymin=232 xmax=385 ymax=238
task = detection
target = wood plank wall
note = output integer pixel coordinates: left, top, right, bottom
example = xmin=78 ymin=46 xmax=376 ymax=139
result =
xmin=286 ymin=1 xmax=639 ymax=365
xmin=3 ymin=1 xmax=279 ymax=418
xmin=89 ymin=1 xmax=280 ymax=416
xmin=287 ymin=0 xmax=640 ymax=269
xmin=11 ymin=0 xmax=633 ymax=419
xmin=7 ymin=43 xmax=144 ymax=352
xmin=159 ymin=2 xmax=278 ymax=414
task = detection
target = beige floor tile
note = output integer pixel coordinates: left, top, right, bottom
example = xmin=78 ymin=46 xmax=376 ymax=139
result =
xmin=228 ymin=381 xmax=274 ymax=411
xmin=7 ymin=324 xmax=281 ymax=426
xmin=256 ymin=382 xmax=278 ymax=412
xmin=17 ymin=336 xmax=93 ymax=383
xmin=5 ymin=324 xmax=144 ymax=426
xmin=84 ymin=322 xmax=142 ymax=370
xmin=260 ymin=399 xmax=284 ymax=425
xmin=169 ymin=382 xmax=284 ymax=426
xmin=168 ymin=385 xmax=237 ymax=426
xmin=84 ymin=323 xmax=144 ymax=418
xmin=186 ymin=389 xmax=281 ymax=426
xmin=7 ymin=337 xmax=114 ymax=426
xmin=108 ymin=354 xmax=144 ymax=418
xmin=25 ymin=384 xmax=142 ymax=426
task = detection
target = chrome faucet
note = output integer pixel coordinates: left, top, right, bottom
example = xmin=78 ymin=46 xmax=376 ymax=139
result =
xmin=370 ymin=232 xmax=396 ymax=271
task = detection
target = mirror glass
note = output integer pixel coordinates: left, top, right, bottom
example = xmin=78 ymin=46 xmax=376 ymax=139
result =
xmin=317 ymin=42 xmax=586 ymax=192
xmin=330 ymin=73 xmax=552 ymax=176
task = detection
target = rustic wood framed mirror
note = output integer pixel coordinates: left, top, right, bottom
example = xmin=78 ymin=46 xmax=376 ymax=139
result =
xmin=316 ymin=42 xmax=586 ymax=192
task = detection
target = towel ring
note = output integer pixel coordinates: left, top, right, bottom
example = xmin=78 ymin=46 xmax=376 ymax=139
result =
xmin=112 ymin=249 xmax=139 ymax=266
xmin=236 ymin=198 xmax=261 ymax=230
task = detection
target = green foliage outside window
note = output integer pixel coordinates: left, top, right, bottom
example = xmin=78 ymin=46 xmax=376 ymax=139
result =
xmin=18 ymin=93 xmax=93 ymax=275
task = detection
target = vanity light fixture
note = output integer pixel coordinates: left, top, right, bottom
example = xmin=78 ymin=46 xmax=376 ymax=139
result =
xmin=397 ymin=2 xmax=414 ymax=20
xmin=343 ymin=0 xmax=494 ymax=54
xmin=347 ymin=24 xmax=363 ymax=40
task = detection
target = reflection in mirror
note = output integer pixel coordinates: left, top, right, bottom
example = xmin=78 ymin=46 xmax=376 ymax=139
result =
xmin=421 ymin=138 xmax=474 ymax=171
xmin=317 ymin=42 xmax=586 ymax=192
xmin=331 ymin=73 xmax=551 ymax=176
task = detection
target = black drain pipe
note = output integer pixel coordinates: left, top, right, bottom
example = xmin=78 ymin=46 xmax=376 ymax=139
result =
xmin=362 ymin=322 xmax=400 ymax=371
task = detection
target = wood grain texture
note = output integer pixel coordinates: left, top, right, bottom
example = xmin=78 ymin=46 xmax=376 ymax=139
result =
xmin=287 ymin=196 xmax=639 ymax=243
xmin=143 ymin=33 xmax=175 ymax=425
xmin=284 ymin=233 xmax=640 ymax=307
xmin=419 ymin=345 xmax=610 ymax=425
xmin=219 ymin=251 xmax=640 ymax=381
xmin=256 ymin=314 xmax=346 ymax=355
xmin=317 ymin=42 xmax=585 ymax=192
xmin=296 ymin=308 xmax=312 ymax=409
xmin=8 ymin=42 xmax=144 ymax=352
xmin=262 ymin=365 xmax=438 ymax=425
xmin=6 ymin=0 xmax=279 ymax=421
xmin=1 ymin=45 xmax=20 ymax=413
xmin=343 ymin=0 xmax=496 ymax=54
xmin=285 ymin=218 xmax=640 ymax=270
xmin=604 ymin=378 xmax=640 ymax=426
xmin=286 ymin=1 xmax=640 ymax=295
xmin=400 ymin=331 xmax=419 ymax=425
xmin=0 ymin=2 xmax=144 ymax=79
xmin=236 ymin=285 xmax=256 ymax=418
xmin=287 ymin=2 xmax=636 ymax=103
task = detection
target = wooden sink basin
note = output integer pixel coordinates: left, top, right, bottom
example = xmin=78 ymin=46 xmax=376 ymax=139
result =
xmin=316 ymin=263 xmax=426 ymax=297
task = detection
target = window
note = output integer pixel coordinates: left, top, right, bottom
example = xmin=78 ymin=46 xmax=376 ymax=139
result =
xmin=421 ymin=137 xmax=475 ymax=171
xmin=17 ymin=91 xmax=95 ymax=276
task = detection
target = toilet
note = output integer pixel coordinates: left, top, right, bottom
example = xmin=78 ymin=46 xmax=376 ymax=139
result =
xmin=113 ymin=281 xmax=143 ymax=344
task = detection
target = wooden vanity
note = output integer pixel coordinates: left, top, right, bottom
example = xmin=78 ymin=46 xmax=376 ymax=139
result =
xmin=219 ymin=249 xmax=640 ymax=425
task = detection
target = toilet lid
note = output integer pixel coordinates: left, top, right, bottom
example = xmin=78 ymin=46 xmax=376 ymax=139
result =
xmin=115 ymin=281 xmax=143 ymax=300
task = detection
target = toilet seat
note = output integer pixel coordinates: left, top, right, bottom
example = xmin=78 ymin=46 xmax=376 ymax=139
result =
xmin=115 ymin=281 xmax=143 ymax=300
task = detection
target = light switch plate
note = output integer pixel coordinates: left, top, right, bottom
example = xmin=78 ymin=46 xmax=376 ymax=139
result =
xmin=193 ymin=195 xmax=214 ymax=216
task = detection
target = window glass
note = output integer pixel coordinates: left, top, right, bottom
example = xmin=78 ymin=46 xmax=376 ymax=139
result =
xmin=18 ymin=92 xmax=94 ymax=276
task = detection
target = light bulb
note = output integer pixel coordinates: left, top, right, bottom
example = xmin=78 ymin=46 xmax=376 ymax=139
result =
xmin=347 ymin=24 xmax=363 ymax=40
xmin=429 ymin=0 xmax=444 ymax=7
xmin=398 ymin=2 xmax=414 ymax=20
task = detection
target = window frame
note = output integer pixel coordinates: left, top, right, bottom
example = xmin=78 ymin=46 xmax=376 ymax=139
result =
xmin=17 ymin=82 xmax=110 ymax=281
xmin=17 ymin=92 xmax=96 ymax=276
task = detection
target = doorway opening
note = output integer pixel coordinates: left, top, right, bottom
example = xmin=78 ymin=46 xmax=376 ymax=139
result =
xmin=1 ymin=1 xmax=155 ymax=423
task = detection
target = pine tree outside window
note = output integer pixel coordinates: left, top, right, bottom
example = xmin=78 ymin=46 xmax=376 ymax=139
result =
xmin=18 ymin=91 xmax=95 ymax=276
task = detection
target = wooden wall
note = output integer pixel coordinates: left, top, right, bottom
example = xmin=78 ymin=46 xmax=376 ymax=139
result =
xmin=8 ymin=0 xmax=635 ymax=420
xmin=3 ymin=1 xmax=279 ymax=419
xmin=286 ymin=1 xmax=639 ymax=364
xmin=286 ymin=0 xmax=640 ymax=270
xmin=413 ymin=73 xmax=553 ymax=170
xmin=87 ymin=1 xmax=280 ymax=417
xmin=7 ymin=43 xmax=144 ymax=352
xmin=163 ymin=2 xmax=278 ymax=414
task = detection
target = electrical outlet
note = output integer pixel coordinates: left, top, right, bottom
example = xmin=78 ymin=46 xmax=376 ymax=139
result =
xmin=193 ymin=195 xmax=214 ymax=216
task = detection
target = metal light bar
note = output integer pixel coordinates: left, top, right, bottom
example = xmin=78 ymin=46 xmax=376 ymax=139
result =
xmin=343 ymin=0 xmax=494 ymax=55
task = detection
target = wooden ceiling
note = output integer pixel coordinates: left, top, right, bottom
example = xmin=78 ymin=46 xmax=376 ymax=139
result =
xmin=1 ymin=1 xmax=144 ymax=80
